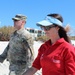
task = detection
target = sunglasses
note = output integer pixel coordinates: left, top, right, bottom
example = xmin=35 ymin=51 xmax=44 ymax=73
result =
xmin=41 ymin=25 xmax=56 ymax=31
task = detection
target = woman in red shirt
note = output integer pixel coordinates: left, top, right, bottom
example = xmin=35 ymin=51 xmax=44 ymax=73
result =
xmin=22 ymin=13 xmax=75 ymax=75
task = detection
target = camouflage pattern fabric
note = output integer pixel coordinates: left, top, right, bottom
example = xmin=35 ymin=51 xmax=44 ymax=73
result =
xmin=0 ymin=28 xmax=34 ymax=75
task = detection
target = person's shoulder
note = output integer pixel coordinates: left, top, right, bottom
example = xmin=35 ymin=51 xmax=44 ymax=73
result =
xmin=63 ymin=42 xmax=75 ymax=56
xmin=25 ymin=30 xmax=32 ymax=36
xmin=63 ymin=41 xmax=73 ymax=47
xmin=62 ymin=41 xmax=75 ymax=52
xmin=22 ymin=29 xmax=32 ymax=38
xmin=20 ymin=29 xmax=34 ymax=44
xmin=40 ymin=40 xmax=50 ymax=48
xmin=43 ymin=40 xmax=51 ymax=46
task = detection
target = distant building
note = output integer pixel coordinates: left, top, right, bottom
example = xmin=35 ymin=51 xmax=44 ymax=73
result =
xmin=26 ymin=28 xmax=45 ymax=40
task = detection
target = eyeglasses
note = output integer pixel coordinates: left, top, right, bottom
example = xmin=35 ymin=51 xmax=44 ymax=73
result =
xmin=41 ymin=25 xmax=56 ymax=31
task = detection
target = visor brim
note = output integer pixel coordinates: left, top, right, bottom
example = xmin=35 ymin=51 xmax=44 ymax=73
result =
xmin=36 ymin=20 xmax=53 ymax=26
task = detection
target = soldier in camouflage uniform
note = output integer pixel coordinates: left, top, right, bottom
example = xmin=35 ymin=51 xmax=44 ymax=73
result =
xmin=0 ymin=14 xmax=34 ymax=75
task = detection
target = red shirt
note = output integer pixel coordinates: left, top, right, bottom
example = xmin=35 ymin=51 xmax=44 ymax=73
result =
xmin=32 ymin=38 xmax=75 ymax=75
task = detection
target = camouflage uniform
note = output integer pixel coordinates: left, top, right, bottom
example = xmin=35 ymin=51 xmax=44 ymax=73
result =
xmin=0 ymin=28 xmax=34 ymax=75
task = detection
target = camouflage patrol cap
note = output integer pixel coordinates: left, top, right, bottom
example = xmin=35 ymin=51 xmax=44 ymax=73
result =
xmin=12 ymin=14 xmax=27 ymax=21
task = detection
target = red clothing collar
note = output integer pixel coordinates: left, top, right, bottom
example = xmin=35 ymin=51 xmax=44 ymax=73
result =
xmin=45 ymin=38 xmax=65 ymax=46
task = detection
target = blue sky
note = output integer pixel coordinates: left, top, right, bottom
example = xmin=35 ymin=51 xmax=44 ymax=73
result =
xmin=0 ymin=0 xmax=75 ymax=32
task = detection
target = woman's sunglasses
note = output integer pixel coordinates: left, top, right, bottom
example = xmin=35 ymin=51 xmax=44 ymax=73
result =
xmin=41 ymin=25 xmax=56 ymax=31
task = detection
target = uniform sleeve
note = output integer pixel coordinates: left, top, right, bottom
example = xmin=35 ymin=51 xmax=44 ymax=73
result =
xmin=27 ymin=36 xmax=34 ymax=55
xmin=21 ymin=34 xmax=34 ymax=65
xmin=0 ymin=44 xmax=9 ymax=63
xmin=64 ymin=46 xmax=75 ymax=75
xmin=23 ymin=30 xmax=34 ymax=57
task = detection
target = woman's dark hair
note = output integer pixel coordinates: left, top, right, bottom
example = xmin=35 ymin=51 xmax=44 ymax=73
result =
xmin=47 ymin=13 xmax=70 ymax=43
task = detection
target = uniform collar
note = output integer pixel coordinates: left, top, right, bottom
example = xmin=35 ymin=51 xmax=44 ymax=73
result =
xmin=17 ymin=28 xmax=25 ymax=34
